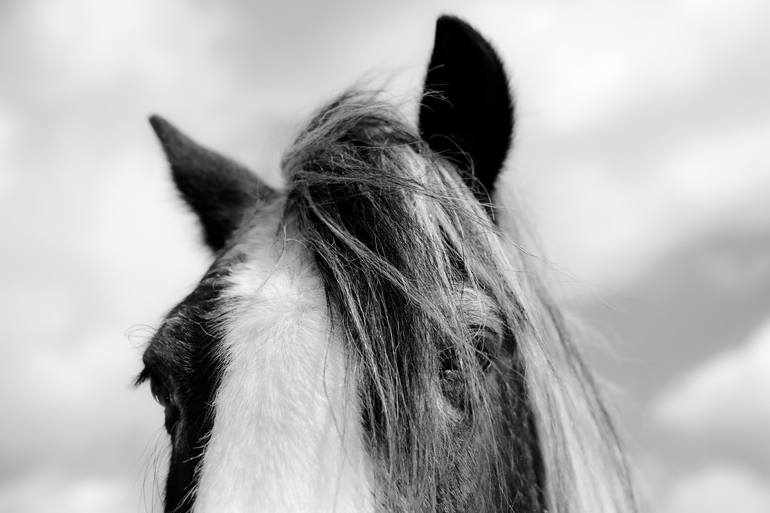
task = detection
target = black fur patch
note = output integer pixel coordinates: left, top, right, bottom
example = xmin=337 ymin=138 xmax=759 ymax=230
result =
xmin=137 ymin=263 xmax=231 ymax=512
xmin=419 ymin=15 xmax=514 ymax=217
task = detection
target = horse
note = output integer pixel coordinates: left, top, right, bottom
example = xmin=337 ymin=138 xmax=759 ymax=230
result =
xmin=136 ymin=15 xmax=636 ymax=513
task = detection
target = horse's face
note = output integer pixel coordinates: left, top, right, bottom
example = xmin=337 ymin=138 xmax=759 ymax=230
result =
xmin=137 ymin=16 xmax=625 ymax=513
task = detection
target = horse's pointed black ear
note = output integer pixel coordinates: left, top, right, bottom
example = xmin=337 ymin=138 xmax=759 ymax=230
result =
xmin=149 ymin=115 xmax=276 ymax=251
xmin=419 ymin=15 xmax=514 ymax=212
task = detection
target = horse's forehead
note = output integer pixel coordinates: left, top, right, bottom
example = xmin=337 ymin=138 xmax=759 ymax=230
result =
xmin=192 ymin=216 xmax=374 ymax=512
xmin=217 ymin=212 xmax=321 ymax=304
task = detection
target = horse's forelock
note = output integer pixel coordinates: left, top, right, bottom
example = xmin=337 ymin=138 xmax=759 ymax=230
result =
xmin=278 ymin=90 xmax=636 ymax=513
xmin=279 ymin=90 xmax=542 ymax=511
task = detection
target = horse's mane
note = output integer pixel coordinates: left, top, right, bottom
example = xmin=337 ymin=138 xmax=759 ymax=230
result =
xmin=280 ymin=90 xmax=636 ymax=513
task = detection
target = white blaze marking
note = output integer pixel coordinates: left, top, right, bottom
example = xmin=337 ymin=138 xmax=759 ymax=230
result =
xmin=193 ymin=224 xmax=373 ymax=512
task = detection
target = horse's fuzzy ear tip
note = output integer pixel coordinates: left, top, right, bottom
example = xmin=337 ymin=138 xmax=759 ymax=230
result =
xmin=148 ymin=114 xmax=170 ymax=138
xmin=148 ymin=115 xmax=187 ymax=151
xmin=435 ymin=15 xmax=475 ymax=38
xmin=436 ymin=15 xmax=462 ymax=28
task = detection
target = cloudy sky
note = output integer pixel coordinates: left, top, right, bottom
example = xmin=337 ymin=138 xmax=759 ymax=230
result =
xmin=1 ymin=1 xmax=769 ymax=511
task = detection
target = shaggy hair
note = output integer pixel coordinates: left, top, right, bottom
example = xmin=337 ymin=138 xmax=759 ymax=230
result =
xmin=280 ymin=91 xmax=636 ymax=513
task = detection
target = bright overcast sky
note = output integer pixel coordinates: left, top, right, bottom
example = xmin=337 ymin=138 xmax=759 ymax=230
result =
xmin=1 ymin=1 xmax=769 ymax=512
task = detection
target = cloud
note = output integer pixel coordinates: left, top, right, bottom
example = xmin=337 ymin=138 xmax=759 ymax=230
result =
xmin=653 ymin=318 xmax=770 ymax=460
xmin=474 ymin=1 xmax=770 ymax=296
xmin=474 ymin=0 xmax=770 ymax=136
xmin=0 ymin=471 xmax=160 ymax=513
xmin=0 ymin=324 xmax=166 ymax=475
xmin=696 ymin=237 xmax=770 ymax=293
xmin=661 ymin=465 xmax=770 ymax=513
xmin=0 ymin=108 xmax=13 ymax=194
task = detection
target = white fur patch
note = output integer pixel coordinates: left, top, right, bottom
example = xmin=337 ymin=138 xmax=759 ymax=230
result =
xmin=193 ymin=221 xmax=373 ymax=513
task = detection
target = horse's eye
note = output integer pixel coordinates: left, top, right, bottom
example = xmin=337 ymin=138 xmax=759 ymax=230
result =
xmin=150 ymin=377 xmax=172 ymax=408
xmin=136 ymin=367 xmax=180 ymax=436
xmin=163 ymin=403 xmax=180 ymax=436
xmin=149 ymin=377 xmax=181 ymax=436
xmin=469 ymin=324 xmax=500 ymax=371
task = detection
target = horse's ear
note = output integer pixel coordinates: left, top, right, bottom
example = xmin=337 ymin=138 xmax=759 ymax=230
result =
xmin=419 ymin=15 xmax=513 ymax=211
xmin=149 ymin=115 xmax=276 ymax=251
